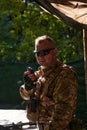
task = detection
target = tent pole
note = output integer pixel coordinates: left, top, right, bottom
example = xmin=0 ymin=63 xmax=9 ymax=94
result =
xmin=83 ymin=29 xmax=87 ymax=102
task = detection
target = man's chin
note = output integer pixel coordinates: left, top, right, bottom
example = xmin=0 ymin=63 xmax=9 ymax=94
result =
xmin=38 ymin=61 xmax=46 ymax=66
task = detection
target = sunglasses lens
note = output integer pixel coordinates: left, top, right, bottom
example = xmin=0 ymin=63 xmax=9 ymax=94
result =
xmin=34 ymin=48 xmax=55 ymax=57
xmin=37 ymin=51 xmax=46 ymax=57
xmin=37 ymin=50 xmax=50 ymax=57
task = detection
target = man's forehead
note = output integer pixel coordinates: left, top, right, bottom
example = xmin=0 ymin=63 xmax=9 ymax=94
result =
xmin=35 ymin=40 xmax=55 ymax=51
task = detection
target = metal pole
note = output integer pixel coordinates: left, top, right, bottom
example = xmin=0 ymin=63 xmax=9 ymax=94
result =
xmin=83 ymin=29 xmax=87 ymax=102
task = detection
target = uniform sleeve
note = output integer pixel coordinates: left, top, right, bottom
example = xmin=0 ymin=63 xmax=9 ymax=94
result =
xmin=19 ymin=70 xmax=39 ymax=100
xmin=19 ymin=84 xmax=34 ymax=100
xmin=49 ymin=68 xmax=78 ymax=130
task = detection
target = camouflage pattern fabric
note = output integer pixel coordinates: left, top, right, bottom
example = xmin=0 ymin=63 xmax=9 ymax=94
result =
xmin=20 ymin=61 xmax=78 ymax=130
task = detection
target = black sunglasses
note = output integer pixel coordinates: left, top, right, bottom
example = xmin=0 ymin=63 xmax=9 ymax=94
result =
xmin=33 ymin=48 xmax=55 ymax=57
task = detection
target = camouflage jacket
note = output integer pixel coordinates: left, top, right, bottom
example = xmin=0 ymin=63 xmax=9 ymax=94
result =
xmin=20 ymin=61 xmax=78 ymax=130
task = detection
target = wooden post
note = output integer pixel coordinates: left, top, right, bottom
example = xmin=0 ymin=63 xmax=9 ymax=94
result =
xmin=83 ymin=29 xmax=87 ymax=101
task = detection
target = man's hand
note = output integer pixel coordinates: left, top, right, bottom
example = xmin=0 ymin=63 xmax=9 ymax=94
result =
xmin=24 ymin=70 xmax=37 ymax=82
xmin=23 ymin=67 xmax=37 ymax=90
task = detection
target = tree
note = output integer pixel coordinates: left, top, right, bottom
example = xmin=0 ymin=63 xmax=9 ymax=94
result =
xmin=0 ymin=0 xmax=83 ymax=63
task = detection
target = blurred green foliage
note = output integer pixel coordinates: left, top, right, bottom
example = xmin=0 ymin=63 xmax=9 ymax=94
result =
xmin=0 ymin=0 xmax=83 ymax=63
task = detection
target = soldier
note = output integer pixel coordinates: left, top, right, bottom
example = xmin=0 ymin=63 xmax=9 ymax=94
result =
xmin=20 ymin=35 xmax=78 ymax=130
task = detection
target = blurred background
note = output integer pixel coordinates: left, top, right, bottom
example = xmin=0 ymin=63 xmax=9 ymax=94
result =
xmin=0 ymin=0 xmax=87 ymax=125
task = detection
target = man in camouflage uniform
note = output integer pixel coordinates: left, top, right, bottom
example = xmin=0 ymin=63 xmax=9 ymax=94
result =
xmin=20 ymin=35 xmax=78 ymax=130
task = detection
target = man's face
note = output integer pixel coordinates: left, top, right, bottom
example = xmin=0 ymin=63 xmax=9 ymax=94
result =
xmin=34 ymin=41 xmax=57 ymax=67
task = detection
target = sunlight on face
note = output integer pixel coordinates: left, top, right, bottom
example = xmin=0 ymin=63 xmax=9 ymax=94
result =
xmin=36 ymin=48 xmax=57 ymax=67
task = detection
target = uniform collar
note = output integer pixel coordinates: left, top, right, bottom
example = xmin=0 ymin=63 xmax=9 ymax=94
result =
xmin=39 ymin=60 xmax=62 ymax=73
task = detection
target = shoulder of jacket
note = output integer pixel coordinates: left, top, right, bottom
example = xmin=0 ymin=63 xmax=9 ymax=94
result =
xmin=61 ymin=63 xmax=77 ymax=76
